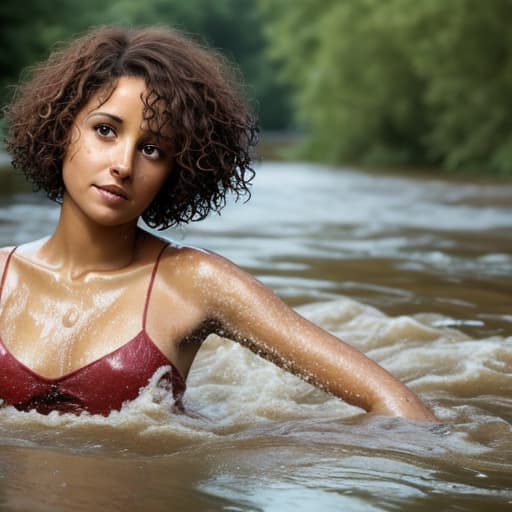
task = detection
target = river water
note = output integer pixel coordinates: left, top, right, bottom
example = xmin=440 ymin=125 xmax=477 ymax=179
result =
xmin=0 ymin=162 xmax=511 ymax=511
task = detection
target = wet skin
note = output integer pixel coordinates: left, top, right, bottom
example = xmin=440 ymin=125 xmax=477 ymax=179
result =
xmin=0 ymin=77 xmax=436 ymax=421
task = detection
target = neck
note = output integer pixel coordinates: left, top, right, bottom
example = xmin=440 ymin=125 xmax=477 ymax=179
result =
xmin=42 ymin=195 xmax=140 ymax=279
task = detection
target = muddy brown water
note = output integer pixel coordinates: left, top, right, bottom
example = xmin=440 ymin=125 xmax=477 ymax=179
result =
xmin=0 ymin=162 xmax=511 ymax=511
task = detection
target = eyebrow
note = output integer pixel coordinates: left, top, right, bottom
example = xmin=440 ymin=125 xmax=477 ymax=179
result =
xmin=87 ymin=112 xmax=123 ymax=124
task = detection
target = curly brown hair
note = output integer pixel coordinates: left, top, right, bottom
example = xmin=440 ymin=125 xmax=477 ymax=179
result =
xmin=4 ymin=25 xmax=258 ymax=229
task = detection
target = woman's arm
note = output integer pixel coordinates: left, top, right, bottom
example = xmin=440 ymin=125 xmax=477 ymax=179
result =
xmin=194 ymin=251 xmax=437 ymax=421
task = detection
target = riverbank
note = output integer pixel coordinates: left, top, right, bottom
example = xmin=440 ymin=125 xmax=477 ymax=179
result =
xmin=255 ymin=131 xmax=303 ymax=161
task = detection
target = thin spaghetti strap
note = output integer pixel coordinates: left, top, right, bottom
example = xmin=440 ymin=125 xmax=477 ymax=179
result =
xmin=142 ymin=243 xmax=169 ymax=330
xmin=0 ymin=247 xmax=17 ymax=304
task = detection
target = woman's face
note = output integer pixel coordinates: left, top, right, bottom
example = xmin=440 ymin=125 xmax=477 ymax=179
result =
xmin=62 ymin=76 xmax=174 ymax=227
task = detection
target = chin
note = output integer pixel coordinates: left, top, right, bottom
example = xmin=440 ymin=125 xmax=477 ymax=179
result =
xmin=88 ymin=212 xmax=139 ymax=229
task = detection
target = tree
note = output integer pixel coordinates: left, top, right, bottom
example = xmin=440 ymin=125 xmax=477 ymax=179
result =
xmin=0 ymin=0 xmax=106 ymax=105
xmin=0 ymin=0 xmax=291 ymax=130
xmin=258 ymin=0 xmax=512 ymax=174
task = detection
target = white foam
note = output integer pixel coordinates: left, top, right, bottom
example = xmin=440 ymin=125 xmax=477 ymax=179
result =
xmin=0 ymin=297 xmax=509 ymax=458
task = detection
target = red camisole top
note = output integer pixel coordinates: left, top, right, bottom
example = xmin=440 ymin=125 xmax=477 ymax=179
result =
xmin=0 ymin=244 xmax=186 ymax=416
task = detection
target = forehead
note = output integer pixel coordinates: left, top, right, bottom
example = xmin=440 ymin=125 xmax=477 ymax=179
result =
xmin=84 ymin=76 xmax=147 ymax=113
xmin=80 ymin=76 xmax=173 ymax=138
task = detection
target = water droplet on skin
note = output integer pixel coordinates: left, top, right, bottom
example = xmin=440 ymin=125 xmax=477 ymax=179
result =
xmin=62 ymin=307 xmax=79 ymax=328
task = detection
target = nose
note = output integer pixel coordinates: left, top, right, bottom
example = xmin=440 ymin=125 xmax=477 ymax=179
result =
xmin=109 ymin=140 xmax=135 ymax=180
xmin=109 ymin=162 xmax=131 ymax=179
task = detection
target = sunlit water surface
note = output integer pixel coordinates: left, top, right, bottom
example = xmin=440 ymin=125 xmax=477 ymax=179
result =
xmin=0 ymin=162 xmax=511 ymax=511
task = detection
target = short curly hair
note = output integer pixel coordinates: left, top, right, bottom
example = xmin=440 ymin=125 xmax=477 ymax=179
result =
xmin=4 ymin=25 xmax=258 ymax=229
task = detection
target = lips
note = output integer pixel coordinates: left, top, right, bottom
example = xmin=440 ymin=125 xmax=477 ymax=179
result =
xmin=94 ymin=184 xmax=128 ymax=200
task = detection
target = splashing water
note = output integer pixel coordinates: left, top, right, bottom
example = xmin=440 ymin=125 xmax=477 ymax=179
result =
xmin=0 ymin=163 xmax=511 ymax=511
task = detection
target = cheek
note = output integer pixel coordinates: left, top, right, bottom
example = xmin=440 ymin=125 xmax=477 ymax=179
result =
xmin=62 ymin=149 xmax=93 ymax=193
xmin=63 ymin=135 xmax=106 ymax=178
xmin=63 ymin=125 xmax=85 ymax=165
xmin=140 ymin=162 xmax=173 ymax=195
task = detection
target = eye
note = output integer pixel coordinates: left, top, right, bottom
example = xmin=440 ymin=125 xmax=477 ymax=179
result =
xmin=95 ymin=124 xmax=116 ymax=138
xmin=141 ymin=144 xmax=162 ymax=160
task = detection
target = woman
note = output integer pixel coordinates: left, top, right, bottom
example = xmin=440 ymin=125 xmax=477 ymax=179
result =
xmin=0 ymin=26 xmax=436 ymax=420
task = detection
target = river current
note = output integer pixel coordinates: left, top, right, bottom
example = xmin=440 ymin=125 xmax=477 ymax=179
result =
xmin=0 ymin=162 xmax=510 ymax=511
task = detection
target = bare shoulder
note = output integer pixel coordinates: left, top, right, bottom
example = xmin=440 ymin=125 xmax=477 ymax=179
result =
xmin=158 ymin=242 xmax=249 ymax=283
xmin=161 ymin=244 xmax=286 ymax=323
xmin=157 ymin=242 xmax=266 ymax=306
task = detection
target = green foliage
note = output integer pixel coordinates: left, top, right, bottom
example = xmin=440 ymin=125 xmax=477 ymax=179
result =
xmin=0 ymin=0 xmax=115 ymax=106
xmin=258 ymin=0 xmax=512 ymax=174
xmin=0 ymin=0 xmax=291 ymax=129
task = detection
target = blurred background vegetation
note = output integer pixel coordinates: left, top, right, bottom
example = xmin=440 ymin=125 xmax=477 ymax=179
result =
xmin=1 ymin=0 xmax=511 ymax=175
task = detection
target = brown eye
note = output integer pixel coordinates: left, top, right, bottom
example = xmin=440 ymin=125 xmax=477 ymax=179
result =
xmin=95 ymin=124 xmax=116 ymax=138
xmin=141 ymin=144 xmax=162 ymax=160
